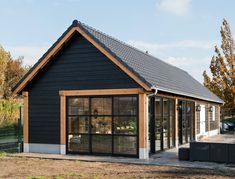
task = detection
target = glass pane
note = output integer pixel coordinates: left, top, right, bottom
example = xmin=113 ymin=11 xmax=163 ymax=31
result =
xmin=68 ymin=98 xmax=89 ymax=115
xmin=114 ymin=136 xmax=137 ymax=155
xmin=68 ymin=134 xmax=89 ymax=152
xmin=68 ymin=117 xmax=89 ymax=134
xmin=113 ymin=97 xmax=137 ymax=115
xmin=182 ymin=102 xmax=187 ymax=144
xmin=170 ymin=99 xmax=175 ymax=147
xmin=91 ymin=98 xmax=112 ymax=115
xmin=163 ymin=118 xmax=168 ymax=149
xmin=91 ymin=117 xmax=112 ymax=134
xmin=169 ymin=115 xmax=174 ymax=147
xmin=163 ymin=98 xmax=169 ymax=115
xmin=155 ymin=98 xmax=161 ymax=115
xmin=114 ymin=117 xmax=137 ymax=135
xmin=155 ymin=116 xmax=161 ymax=152
xmin=78 ymin=117 xmax=89 ymax=133
xmin=68 ymin=117 xmax=79 ymax=134
xmin=155 ymin=97 xmax=162 ymax=151
xmin=92 ymin=135 xmax=112 ymax=153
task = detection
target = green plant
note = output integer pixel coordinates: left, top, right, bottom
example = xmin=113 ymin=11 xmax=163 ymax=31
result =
xmin=0 ymin=99 xmax=22 ymax=127
xmin=0 ymin=152 xmax=7 ymax=158
xmin=27 ymin=176 xmax=46 ymax=179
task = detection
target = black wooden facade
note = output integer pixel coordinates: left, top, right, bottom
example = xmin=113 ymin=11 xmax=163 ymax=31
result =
xmin=24 ymin=33 xmax=140 ymax=144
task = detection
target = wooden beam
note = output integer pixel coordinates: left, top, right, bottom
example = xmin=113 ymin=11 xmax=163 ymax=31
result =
xmin=139 ymin=93 xmax=147 ymax=148
xmin=60 ymin=94 xmax=66 ymax=145
xmin=59 ymin=88 xmax=145 ymax=96
xmin=156 ymin=93 xmax=222 ymax=105
xmin=193 ymin=101 xmax=196 ymax=139
xmin=23 ymin=91 xmax=28 ymax=144
xmin=175 ymin=98 xmax=178 ymax=147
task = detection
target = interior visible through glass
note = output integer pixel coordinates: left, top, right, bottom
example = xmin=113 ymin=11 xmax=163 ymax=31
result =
xmin=154 ymin=97 xmax=175 ymax=152
xmin=67 ymin=96 xmax=138 ymax=156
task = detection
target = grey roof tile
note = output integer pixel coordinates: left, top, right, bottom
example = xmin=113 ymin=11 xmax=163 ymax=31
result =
xmin=79 ymin=22 xmax=223 ymax=103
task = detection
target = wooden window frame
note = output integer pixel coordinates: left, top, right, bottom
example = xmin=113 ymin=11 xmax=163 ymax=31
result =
xmin=60 ymin=88 xmax=147 ymax=157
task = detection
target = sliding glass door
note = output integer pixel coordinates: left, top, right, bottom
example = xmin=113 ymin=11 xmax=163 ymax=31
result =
xmin=67 ymin=95 xmax=138 ymax=157
xmin=178 ymin=100 xmax=194 ymax=145
xmin=152 ymin=97 xmax=175 ymax=152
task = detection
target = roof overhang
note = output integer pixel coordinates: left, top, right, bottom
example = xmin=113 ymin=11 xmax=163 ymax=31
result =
xmin=152 ymin=86 xmax=224 ymax=104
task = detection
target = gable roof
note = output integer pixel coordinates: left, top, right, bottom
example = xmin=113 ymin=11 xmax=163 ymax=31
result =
xmin=13 ymin=20 xmax=223 ymax=104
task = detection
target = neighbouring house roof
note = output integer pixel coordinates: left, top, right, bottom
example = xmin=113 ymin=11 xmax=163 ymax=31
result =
xmin=13 ymin=20 xmax=223 ymax=104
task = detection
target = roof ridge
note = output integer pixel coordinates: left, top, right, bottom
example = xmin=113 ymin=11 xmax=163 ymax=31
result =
xmin=78 ymin=21 xmax=188 ymax=73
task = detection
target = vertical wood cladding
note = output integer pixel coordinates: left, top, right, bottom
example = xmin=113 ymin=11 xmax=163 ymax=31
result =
xmin=26 ymin=33 xmax=140 ymax=144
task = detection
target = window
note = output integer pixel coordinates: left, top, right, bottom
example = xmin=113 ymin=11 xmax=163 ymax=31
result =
xmin=113 ymin=96 xmax=137 ymax=155
xmin=154 ymin=97 xmax=175 ymax=152
xmin=113 ymin=97 xmax=137 ymax=115
xmin=178 ymin=100 xmax=194 ymax=145
xmin=67 ymin=95 xmax=138 ymax=156
xmin=212 ymin=106 xmax=215 ymax=121
xmin=68 ymin=116 xmax=89 ymax=134
xmin=113 ymin=116 xmax=137 ymax=135
xmin=113 ymin=136 xmax=137 ymax=154
xmin=68 ymin=98 xmax=89 ymax=115
xmin=91 ymin=98 xmax=112 ymax=115
xmin=92 ymin=135 xmax=112 ymax=153
xmin=68 ymin=134 xmax=89 ymax=152
xmin=91 ymin=116 xmax=112 ymax=134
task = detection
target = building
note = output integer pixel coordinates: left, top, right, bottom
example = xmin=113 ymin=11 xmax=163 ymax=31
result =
xmin=13 ymin=20 xmax=223 ymax=159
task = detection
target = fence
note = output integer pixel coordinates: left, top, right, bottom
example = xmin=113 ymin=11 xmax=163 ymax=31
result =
xmin=0 ymin=118 xmax=23 ymax=153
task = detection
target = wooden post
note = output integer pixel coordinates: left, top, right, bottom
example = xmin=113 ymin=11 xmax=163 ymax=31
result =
xmin=175 ymin=98 xmax=178 ymax=147
xmin=194 ymin=102 xmax=198 ymax=141
xmin=22 ymin=91 xmax=29 ymax=152
xmin=60 ymin=94 xmax=66 ymax=154
xmin=139 ymin=93 xmax=148 ymax=159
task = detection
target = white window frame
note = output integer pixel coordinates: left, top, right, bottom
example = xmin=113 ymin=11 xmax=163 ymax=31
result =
xmin=212 ymin=106 xmax=216 ymax=121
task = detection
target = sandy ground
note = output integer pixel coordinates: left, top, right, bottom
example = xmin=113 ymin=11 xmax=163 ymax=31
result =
xmin=0 ymin=155 xmax=235 ymax=179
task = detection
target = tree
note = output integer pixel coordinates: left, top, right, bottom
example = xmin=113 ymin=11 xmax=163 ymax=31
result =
xmin=203 ymin=19 xmax=235 ymax=112
xmin=0 ymin=46 xmax=29 ymax=99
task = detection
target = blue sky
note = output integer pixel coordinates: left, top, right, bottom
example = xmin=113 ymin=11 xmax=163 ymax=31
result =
xmin=0 ymin=0 xmax=234 ymax=82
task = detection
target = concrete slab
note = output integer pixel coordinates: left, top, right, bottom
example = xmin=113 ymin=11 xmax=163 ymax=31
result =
xmin=9 ymin=135 xmax=235 ymax=171
xmin=11 ymin=150 xmax=235 ymax=172
xmin=200 ymin=134 xmax=235 ymax=144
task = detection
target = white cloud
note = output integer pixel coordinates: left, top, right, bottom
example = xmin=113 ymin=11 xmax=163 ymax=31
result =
xmin=156 ymin=0 xmax=192 ymax=16
xmin=6 ymin=45 xmax=48 ymax=66
xmin=165 ymin=56 xmax=209 ymax=67
xmin=127 ymin=40 xmax=213 ymax=82
xmin=164 ymin=56 xmax=211 ymax=82
xmin=128 ymin=40 xmax=214 ymax=52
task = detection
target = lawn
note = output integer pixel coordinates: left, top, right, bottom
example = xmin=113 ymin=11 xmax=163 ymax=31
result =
xmin=0 ymin=155 xmax=235 ymax=179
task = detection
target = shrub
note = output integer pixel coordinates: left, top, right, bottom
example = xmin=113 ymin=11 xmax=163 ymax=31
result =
xmin=0 ymin=99 xmax=22 ymax=127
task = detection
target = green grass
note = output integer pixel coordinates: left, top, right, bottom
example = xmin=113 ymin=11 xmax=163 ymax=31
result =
xmin=27 ymin=173 xmax=88 ymax=179
xmin=27 ymin=177 xmax=46 ymax=179
xmin=0 ymin=135 xmax=17 ymax=140
xmin=223 ymin=115 xmax=235 ymax=120
xmin=0 ymin=152 xmax=7 ymax=158
xmin=222 ymin=116 xmax=235 ymax=123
